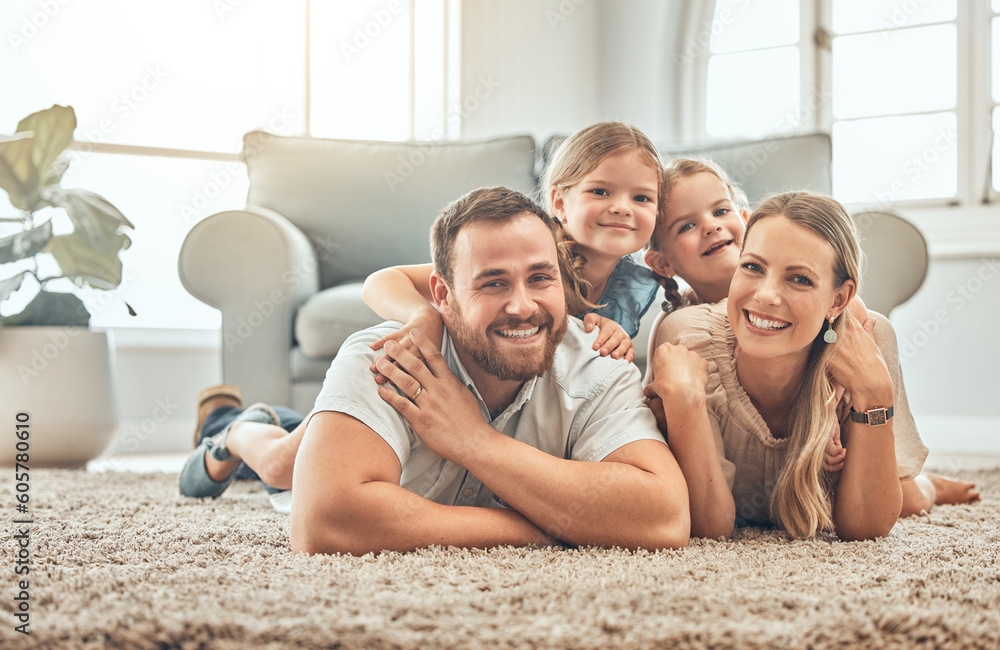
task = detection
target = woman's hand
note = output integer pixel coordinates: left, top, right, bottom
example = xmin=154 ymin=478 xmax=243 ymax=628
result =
xmin=369 ymin=305 xmax=444 ymax=384
xmin=827 ymin=310 xmax=894 ymax=410
xmin=583 ymin=313 xmax=634 ymax=362
xmin=647 ymin=341 xmax=709 ymax=409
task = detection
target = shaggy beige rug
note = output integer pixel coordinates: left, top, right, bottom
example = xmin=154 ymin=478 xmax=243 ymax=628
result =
xmin=2 ymin=468 xmax=998 ymax=649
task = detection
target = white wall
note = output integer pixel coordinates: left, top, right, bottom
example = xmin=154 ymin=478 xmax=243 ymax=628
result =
xmin=458 ymin=0 xmax=604 ymax=141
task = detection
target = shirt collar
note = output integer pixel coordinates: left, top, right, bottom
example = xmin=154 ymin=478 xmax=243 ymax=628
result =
xmin=440 ymin=329 xmax=539 ymax=425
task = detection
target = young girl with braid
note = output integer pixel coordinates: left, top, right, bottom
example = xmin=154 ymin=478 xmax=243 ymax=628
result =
xmin=643 ymin=160 xmax=978 ymax=539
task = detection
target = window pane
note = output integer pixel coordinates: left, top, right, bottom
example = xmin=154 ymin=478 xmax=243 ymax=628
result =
xmin=994 ymin=0 xmax=1000 ymax=14
xmin=833 ymin=24 xmax=956 ymax=119
xmin=710 ymin=0 xmax=799 ymax=54
xmin=707 ymin=47 xmax=800 ymax=137
xmin=310 ymin=0 xmax=411 ymax=141
xmin=994 ymin=17 xmax=1000 ymax=103
xmin=994 ymin=107 xmax=1000 ymax=192
xmin=58 ymin=153 xmax=247 ymax=329
xmin=0 ymin=1 xmax=306 ymax=153
xmin=414 ymin=0 xmax=447 ymax=140
xmin=832 ymin=0 xmax=956 ymax=34
xmin=833 ymin=112 xmax=957 ymax=203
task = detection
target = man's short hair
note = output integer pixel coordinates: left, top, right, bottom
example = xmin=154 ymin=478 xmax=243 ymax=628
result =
xmin=430 ymin=187 xmax=557 ymax=286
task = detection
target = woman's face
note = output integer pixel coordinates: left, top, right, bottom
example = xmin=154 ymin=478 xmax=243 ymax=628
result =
xmin=654 ymin=172 xmax=746 ymax=287
xmin=727 ymin=214 xmax=854 ymax=362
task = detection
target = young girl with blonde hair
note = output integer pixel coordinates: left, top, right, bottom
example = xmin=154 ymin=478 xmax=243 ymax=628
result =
xmin=361 ymin=120 xmax=665 ymax=367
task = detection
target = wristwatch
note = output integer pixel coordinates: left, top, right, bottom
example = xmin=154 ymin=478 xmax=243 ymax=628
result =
xmin=849 ymin=406 xmax=894 ymax=427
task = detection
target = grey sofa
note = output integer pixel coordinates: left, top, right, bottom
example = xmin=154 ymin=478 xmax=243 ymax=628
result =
xmin=179 ymin=131 xmax=833 ymax=413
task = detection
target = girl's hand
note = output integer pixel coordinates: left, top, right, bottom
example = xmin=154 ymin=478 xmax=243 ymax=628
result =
xmin=823 ymin=428 xmax=846 ymax=472
xmin=647 ymin=342 xmax=709 ymax=409
xmin=369 ymin=305 xmax=444 ymax=385
xmin=827 ymin=310 xmax=894 ymax=409
xmin=583 ymin=313 xmax=634 ymax=362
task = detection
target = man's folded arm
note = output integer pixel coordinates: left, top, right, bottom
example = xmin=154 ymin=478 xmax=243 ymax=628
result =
xmin=453 ymin=436 xmax=691 ymax=551
xmin=288 ymin=411 xmax=552 ymax=555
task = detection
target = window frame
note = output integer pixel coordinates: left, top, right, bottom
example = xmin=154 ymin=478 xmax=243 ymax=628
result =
xmin=690 ymin=0 xmax=997 ymax=240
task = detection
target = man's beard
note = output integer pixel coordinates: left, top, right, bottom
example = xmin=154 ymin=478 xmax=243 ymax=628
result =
xmin=449 ymin=306 xmax=568 ymax=382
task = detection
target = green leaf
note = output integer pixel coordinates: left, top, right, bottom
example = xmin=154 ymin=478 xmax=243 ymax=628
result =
xmin=0 ymin=133 xmax=41 ymax=211
xmin=16 ymin=105 xmax=76 ymax=181
xmin=1 ymin=289 xmax=90 ymax=327
xmin=0 ymin=270 xmax=29 ymax=303
xmin=44 ymin=232 xmax=125 ymax=290
xmin=42 ymin=187 xmax=134 ymax=254
xmin=0 ymin=219 xmax=52 ymax=264
xmin=39 ymin=152 xmax=71 ymax=189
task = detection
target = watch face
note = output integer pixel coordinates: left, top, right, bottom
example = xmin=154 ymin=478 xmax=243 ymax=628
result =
xmin=868 ymin=408 xmax=887 ymax=427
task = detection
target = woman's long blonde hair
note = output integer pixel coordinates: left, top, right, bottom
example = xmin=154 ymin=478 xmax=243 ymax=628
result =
xmin=742 ymin=192 xmax=863 ymax=539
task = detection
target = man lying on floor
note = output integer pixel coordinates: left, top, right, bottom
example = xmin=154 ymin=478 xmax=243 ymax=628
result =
xmin=181 ymin=186 xmax=690 ymax=555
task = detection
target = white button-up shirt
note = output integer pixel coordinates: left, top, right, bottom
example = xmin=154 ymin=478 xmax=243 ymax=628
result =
xmin=313 ymin=318 xmax=666 ymax=508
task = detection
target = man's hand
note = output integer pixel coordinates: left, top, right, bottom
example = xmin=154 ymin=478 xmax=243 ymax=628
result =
xmin=376 ymin=329 xmax=492 ymax=462
xmin=583 ymin=313 xmax=634 ymax=362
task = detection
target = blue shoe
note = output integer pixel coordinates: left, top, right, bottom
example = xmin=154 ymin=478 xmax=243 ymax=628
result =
xmin=179 ymin=403 xmax=280 ymax=498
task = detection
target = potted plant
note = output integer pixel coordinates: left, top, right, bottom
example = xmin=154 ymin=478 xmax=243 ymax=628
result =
xmin=0 ymin=105 xmax=134 ymax=467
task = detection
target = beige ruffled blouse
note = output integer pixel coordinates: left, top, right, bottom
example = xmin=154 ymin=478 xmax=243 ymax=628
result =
xmin=647 ymin=300 xmax=928 ymax=526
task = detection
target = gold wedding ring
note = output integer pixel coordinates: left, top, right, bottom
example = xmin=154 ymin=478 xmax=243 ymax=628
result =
xmin=410 ymin=386 xmax=423 ymax=402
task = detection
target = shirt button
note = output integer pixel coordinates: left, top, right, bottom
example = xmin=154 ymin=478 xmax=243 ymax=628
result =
xmin=463 ymin=489 xmax=473 ymax=497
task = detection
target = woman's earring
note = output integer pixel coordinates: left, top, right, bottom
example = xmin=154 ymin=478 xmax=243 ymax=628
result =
xmin=823 ymin=316 xmax=838 ymax=343
xmin=561 ymin=217 xmax=567 ymax=225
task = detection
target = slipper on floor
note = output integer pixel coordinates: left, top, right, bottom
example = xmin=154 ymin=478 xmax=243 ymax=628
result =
xmin=194 ymin=383 xmax=243 ymax=446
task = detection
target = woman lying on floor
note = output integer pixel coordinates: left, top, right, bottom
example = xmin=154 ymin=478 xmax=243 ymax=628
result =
xmin=644 ymin=191 xmax=933 ymax=541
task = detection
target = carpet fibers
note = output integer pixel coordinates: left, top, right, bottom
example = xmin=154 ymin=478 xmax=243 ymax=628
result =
xmin=2 ymin=468 xmax=999 ymax=649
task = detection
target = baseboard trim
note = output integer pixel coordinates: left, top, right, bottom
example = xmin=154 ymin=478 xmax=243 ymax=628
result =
xmin=915 ymin=416 xmax=1000 ymax=455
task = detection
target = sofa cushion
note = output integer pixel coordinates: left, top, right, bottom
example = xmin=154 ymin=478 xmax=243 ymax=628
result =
xmin=243 ymin=132 xmax=539 ymax=289
xmin=295 ymin=283 xmax=385 ymax=359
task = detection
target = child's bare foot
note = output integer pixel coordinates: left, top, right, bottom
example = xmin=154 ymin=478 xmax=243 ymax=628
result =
xmin=927 ymin=472 xmax=980 ymax=505
xmin=204 ymin=437 xmax=243 ymax=482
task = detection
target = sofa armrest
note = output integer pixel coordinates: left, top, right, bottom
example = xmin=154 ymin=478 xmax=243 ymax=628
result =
xmin=178 ymin=206 xmax=320 ymax=406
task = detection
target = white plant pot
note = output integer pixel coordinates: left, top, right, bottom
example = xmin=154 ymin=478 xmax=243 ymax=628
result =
xmin=1 ymin=327 xmax=119 ymax=468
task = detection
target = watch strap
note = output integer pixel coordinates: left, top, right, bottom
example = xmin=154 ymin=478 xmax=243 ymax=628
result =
xmin=849 ymin=405 xmax=894 ymax=426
